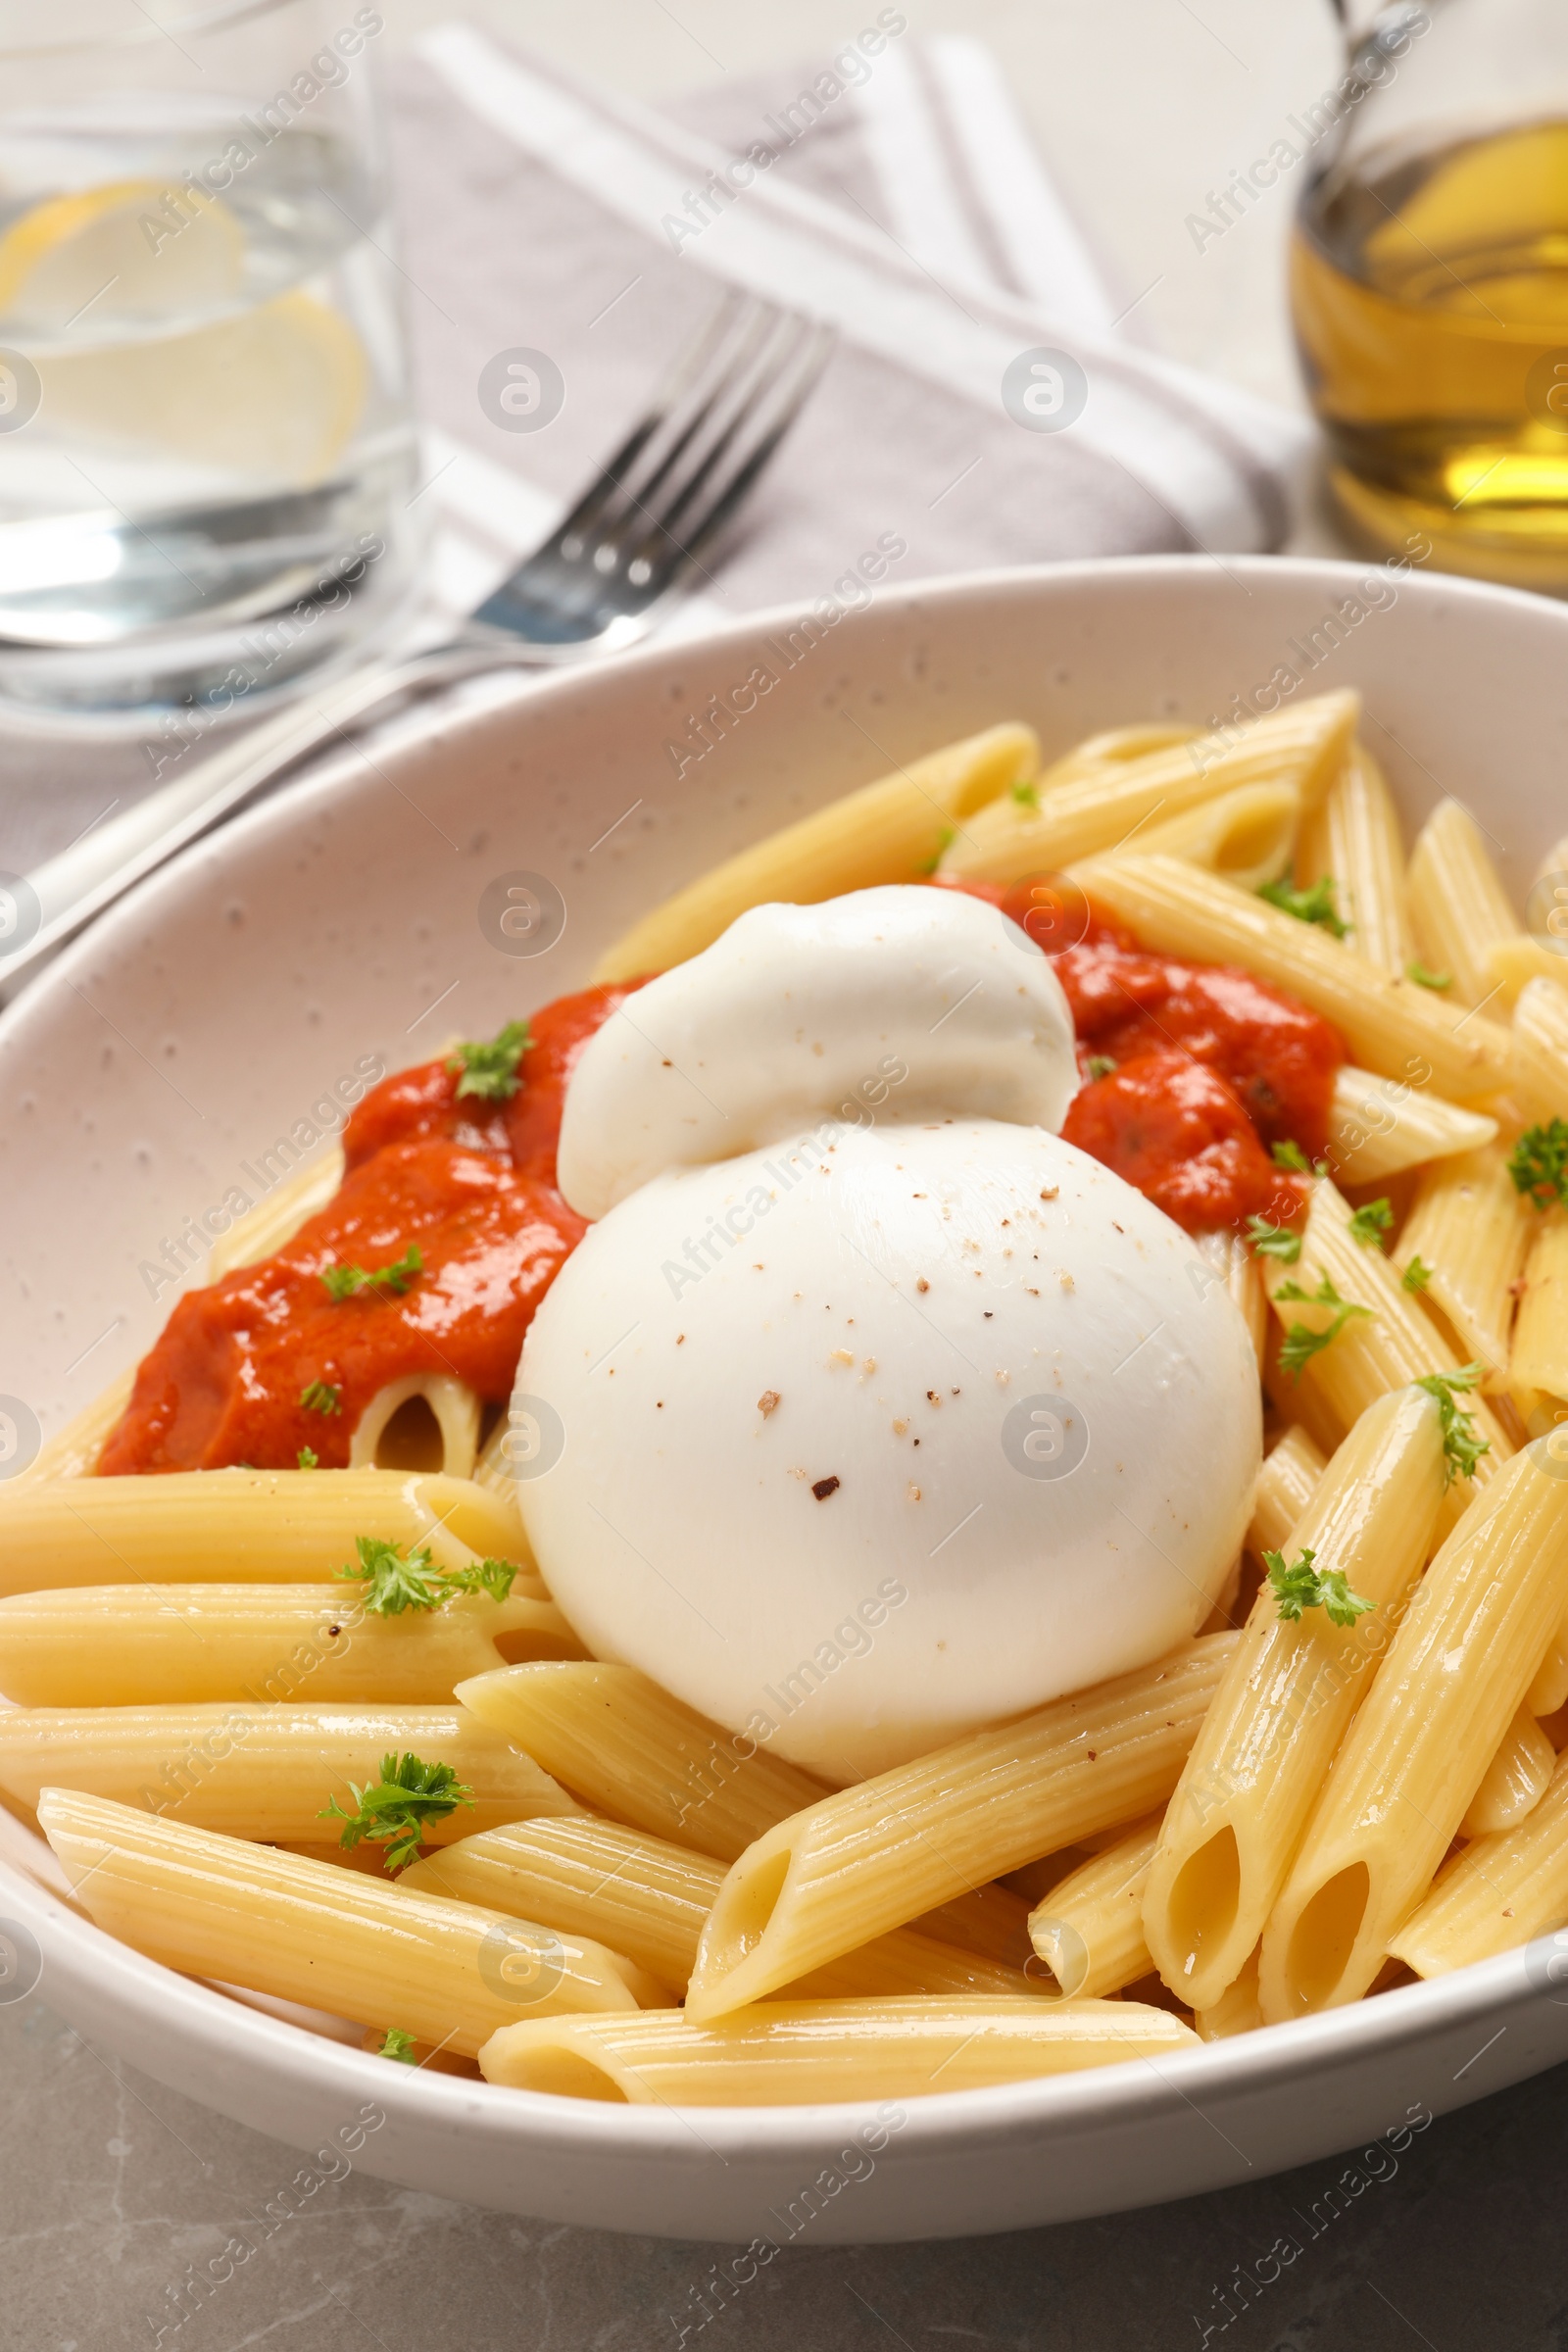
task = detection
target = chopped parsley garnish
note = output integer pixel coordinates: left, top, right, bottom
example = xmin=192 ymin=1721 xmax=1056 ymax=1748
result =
xmin=336 ymin=1534 xmax=522 ymax=1616
xmin=1010 ymin=779 xmax=1040 ymax=808
xmin=916 ymin=827 xmax=956 ymax=877
xmin=1406 ymin=959 xmax=1451 ymax=991
xmin=1402 ymin=1255 xmax=1434 ymax=1294
xmin=1272 ymin=1139 xmax=1311 ymax=1173
xmin=1265 ymin=1544 xmax=1374 ymax=1628
xmin=447 ymin=1019 xmax=532 ymax=1102
xmin=1413 ymin=1363 xmax=1490 ymax=1486
xmin=320 ymin=1245 xmax=423 ymax=1301
xmin=1085 ymin=1054 xmax=1118 ymax=1081
xmin=1347 ymin=1198 xmax=1395 ymax=1250
xmin=1246 ymin=1215 xmax=1302 ymax=1263
xmin=1275 ymin=1272 xmax=1373 ymax=1379
xmin=297 ymin=1446 xmax=318 ymax=1469
xmin=1508 ymin=1119 xmax=1568 ymax=1211
xmin=1258 ymin=875 xmax=1348 ymax=937
xmin=319 ymin=1750 xmax=474 ymax=1872
xmin=300 ymin=1381 xmax=341 ymax=1416
xmin=378 ymin=2029 xmax=417 ymax=2064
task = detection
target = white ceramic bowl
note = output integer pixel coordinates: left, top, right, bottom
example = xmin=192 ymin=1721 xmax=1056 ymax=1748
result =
xmin=4 ymin=557 xmax=1568 ymax=2245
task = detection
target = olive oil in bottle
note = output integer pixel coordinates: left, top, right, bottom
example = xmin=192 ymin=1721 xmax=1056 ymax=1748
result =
xmin=1293 ymin=120 xmax=1568 ymax=589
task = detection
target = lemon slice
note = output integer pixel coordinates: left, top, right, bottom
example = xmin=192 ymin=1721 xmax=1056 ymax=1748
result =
xmin=40 ymin=291 xmax=369 ymax=489
xmin=0 ymin=177 xmax=245 ymax=333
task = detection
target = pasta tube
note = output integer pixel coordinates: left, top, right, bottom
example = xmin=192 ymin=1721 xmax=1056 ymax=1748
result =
xmin=478 ymin=1996 xmax=1199 ymax=2103
xmin=206 ymin=1148 xmax=345 ymax=1277
xmin=1142 ymin=1387 xmax=1446 ymax=2012
xmin=1247 ymin=1428 xmax=1327 ymax=1565
xmin=1327 ymin=1067 xmax=1496 ymax=1186
xmin=1296 ymin=743 xmax=1413 ymax=974
xmin=1512 ymin=976 xmax=1568 ymax=1126
xmin=455 ymin=1662 xmax=828 ymax=1862
xmin=1389 ymin=1748 xmax=1568 ymax=1979
xmin=591 ymin=723 xmax=1037 ymax=982
xmin=0 ymin=1469 xmax=531 ymax=1598
xmin=348 ymin=1375 xmax=481 ymax=1481
xmin=1194 ymin=1948 xmax=1262 ymax=2041
xmin=1193 ymin=1229 xmax=1268 ymax=1367
xmin=1257 ymin=1439 xmax=1568 ymax=2020
xmin=1027 ymin=1816 xmax=1161 ymax=1998
xmin=944 ymin=692 xmax=1355 ymax=886
xmin=1038 ymin=723 xmax=1200 ymax=791
xmin=24 ymin=1372 xmax=133 ymax=1485
xmin=1406 ymin=799 xmax=1524 ymax=1008
xmin=1391 ymin=1145 xmax=1533 ymax=1381
xmin=40 ymin=1789 xmax=662 ymax=2055
xmin=403 ymin=1820 xmax=1038 ymax=2000
xmin=683 ymin=1636 xmax=1236 ymax=2020
xmin=1511 ymin=1210 xmax=1568 ymax=1409
xmin=1262 ymin=1180 xmax=1512 ymax=1503
xmin=0 ymin=1584 xmax=585 ymax=1709
xmin=1074 ymin=856 xmax=1515 ymax=1101
xmin=0 ymin=1704 xmax=579 ymax=1843
xmin=1118 ymin=781 xmax=1300 ymax=894
xmin=1459 ymin=1703 xmax=1555 ymax=1839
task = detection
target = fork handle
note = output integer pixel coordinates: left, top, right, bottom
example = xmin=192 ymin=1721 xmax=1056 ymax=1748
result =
xmin=0 ymin=640 xmax=510 ymax=1004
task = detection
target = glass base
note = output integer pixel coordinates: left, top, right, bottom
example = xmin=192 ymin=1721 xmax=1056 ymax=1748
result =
xmin=1327 ymin=463 xmax=1568 ymax=598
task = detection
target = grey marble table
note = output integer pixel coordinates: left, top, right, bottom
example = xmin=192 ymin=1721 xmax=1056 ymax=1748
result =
xmin=7 ymin=3 xmax=1567 ymax=2343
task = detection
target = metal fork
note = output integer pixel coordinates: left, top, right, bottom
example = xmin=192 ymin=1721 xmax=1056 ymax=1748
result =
xmin=0 ymin=293 xmax=834 ymax=1001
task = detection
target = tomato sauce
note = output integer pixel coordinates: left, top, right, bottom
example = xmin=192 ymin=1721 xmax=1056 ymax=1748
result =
xmin=99 ymin=984 xmax=641 ymax=1475
xmin=102 ymin=877 xmax=1345 ymax=1475
xmin=932 ymin=873 xmax=1344 ymax=1232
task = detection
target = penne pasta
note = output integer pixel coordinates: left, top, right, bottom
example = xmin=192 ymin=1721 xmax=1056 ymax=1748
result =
xmin=1388 ymin=1747 xmax=1568 ymax=1980
xmin=23 ymin=1371 xmax=134 ymax=1485
xmin=1193 ymin=1229 xmax=1269 ymax=1368
xmin=0 ymin=1704 xmax=579 ymax=1843
xmin=0 ymin=1583 xmax=585 ymax=1709
xmin=1247 ymin=1427 xmax=1328 ymax=1565
xmin=347 ymin=1374 xmax=482 ymax=1480
xmin=1194 ymin=1947 xmax=1263 ymax=2041
xmin=683 ymin=1636 xmax=1236 ymax=2021
xmin=1074 ymin=855 xmax=1516 ymax=1102
xmin=1511 ymin=1209 xmax=1568 ymax=1411
xmin=1486 ymin=937 xmax=1568 ymax=1008
xmin=1027 ymin=1816 xmax=1161 ymax=1998
xmin=1115 ymin=781 xmax=1300 ymax=894
xmin=1142 ymin=1387 xmax=1446 ymax=2012
xmin=0 ymin=1469 xmax=531 ymax=1599
xmin=1256 ymin=1439 xmax=1568 ymax=2020
xmin=40 ymin=1788 xmax=662 ymax=2055
xmin=1327 ymin=1065 xmax=1497 ymax=1187
xmin=1406 ymin=798 xmax=1525 ymax=1009
xmin=455 ymin=1661 xmax=830 ymax=1862
xmin=402 ymin=1818 xmax=1039 ymax=2001
xmin=206 ymin=1147 xmax=346 ymax=1278
xmin=1459 ymin=1702 xmax=1556 ymax=1839
xmin=1391 ymin=1145 xmax=1533 ymax=1381
xmin=1262 ymin=1180 xmax=1512 ymax=1510
xmin=1296 ymin=742 xmax=1413 ymax=975
xmin=946 ymin=692 xmax=1355 ymax=886
xmin=1037 ymin=722 xmax=1201 ymax=792
xmin=591 ymin=723 xmax=1037 ymax=982
xmin=478 ymin=1995 xmax=1200 ymax=2103
xmin=1512 ymin=975 xmax=1568 ymax=1126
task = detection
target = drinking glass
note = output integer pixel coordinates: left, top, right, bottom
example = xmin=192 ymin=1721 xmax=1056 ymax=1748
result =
xmin=1292 ymin=0 xmax=1568 ymax=591
xmin=0 ymin=0 xmax=420 ymax=719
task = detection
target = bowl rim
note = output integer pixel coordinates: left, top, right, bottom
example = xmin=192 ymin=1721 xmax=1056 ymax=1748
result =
xmin=5 ymin=549 xmax=1567 ymax=2167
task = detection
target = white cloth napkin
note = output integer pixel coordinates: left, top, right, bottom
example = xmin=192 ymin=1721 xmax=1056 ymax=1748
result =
xmin=394 ymin=24 xmax=1311 ymax=648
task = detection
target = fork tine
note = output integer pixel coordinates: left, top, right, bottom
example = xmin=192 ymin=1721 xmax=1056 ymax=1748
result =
xmin=590 ymin=296 xmax=785 ymax=544
xmin=545 ymin=287 xmax=760 ymax=558
xmin=627 ymin=318 xmax=836 ymax=589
